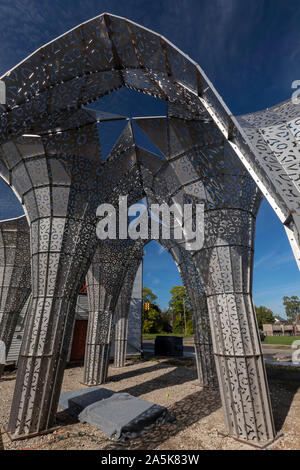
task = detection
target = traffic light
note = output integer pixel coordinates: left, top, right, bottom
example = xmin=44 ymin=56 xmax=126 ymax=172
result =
xmin=144 ymin=302 xmax=150 ymax=311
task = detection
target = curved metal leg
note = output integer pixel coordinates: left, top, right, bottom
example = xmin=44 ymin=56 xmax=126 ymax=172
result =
xmin=84 ymin=240 xmax=143 ymax=385
xmin=114 ymin=257 xmax=142 ymax=368
xmin=1 ymin=132 xmax=101 ymax=438
xmin=0 ymin=216 xmax=31 ymax=378
xmin=193 ymin=208 xmax=276 ymax=443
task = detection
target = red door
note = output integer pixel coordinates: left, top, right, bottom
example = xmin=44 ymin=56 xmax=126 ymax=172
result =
xmin=70 ymin=320 xmax=88 ymax=361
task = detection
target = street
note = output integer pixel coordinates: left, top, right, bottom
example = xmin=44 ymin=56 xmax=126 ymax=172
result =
xmin=142 ymin=339 xmax=295 ymax=364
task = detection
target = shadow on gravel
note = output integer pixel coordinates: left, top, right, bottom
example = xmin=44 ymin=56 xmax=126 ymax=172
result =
xmin=103 ymin=386 xmax=221 ymax=450
xmin=109 ymin=362 xmax=172 ymax=383
xmin=266 ymin=366 xmax=300 ymax=433
xmin=55 ymin=362 xmax=299 ymax=447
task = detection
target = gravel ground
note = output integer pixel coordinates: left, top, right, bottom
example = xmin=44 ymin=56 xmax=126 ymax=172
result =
xmin=0 ymin=357 xmax=299 ymax=451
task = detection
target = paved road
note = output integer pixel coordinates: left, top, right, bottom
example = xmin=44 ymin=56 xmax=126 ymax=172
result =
xmin=142 ymin=339 xmax=294 ymax=362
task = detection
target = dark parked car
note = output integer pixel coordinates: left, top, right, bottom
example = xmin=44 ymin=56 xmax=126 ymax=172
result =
xmin=154 ymin=336 xmax=183 ymax=357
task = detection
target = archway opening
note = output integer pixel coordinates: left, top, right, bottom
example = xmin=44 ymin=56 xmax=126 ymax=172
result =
xmin=0 ymin=178 xmax=24 ymax=220
xmin=142 ymin=240 xmax=190 ymax=338
xmin=254 ymin=198 xmax=300 ymax=332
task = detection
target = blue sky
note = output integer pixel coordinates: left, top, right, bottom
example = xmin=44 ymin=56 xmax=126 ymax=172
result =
xmin=0 ymin=0 xmax=299 ymax=314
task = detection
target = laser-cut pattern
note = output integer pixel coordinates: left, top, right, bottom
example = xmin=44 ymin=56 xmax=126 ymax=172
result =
xmin=113 ymin=254 xmax=143 ymax=369
xmin=0 ymin=215 xmax=31 ymax=378
xmin=84 ymin=238 xmax=144 ymax=385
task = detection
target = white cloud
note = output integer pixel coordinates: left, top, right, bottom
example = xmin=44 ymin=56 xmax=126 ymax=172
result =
xmin=253 ymin=280 xmax=300 ymax=316
xmin=254 ymin=250 xmax=295 ymax=270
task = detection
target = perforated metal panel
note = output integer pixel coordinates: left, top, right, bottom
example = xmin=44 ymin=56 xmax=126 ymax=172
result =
xmin=0 ymin=215 xmax=30 ymax=378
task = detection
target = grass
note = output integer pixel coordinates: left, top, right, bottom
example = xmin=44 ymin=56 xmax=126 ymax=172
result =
xmin=143 ymin=333 xmax=300 ymax=346
xmin=142 ymin=333 xmax=193 ymax=340
xmin=262 ymin=335 xmax=300 ymax=345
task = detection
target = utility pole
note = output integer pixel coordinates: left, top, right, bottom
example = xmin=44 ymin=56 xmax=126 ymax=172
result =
xmin=172 ymin=305 xmax=176 ymax=331
xmin=183 ymin=297 xmax=187 ymax=336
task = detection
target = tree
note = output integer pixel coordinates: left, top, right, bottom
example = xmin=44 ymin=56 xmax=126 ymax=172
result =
xmin=142 ymin=308 xmax=162 ymax=333
xmin=255 ymin=306 xmax=275 ymax=330
xmin=142 ymin=286 xmax=159 ymax=323
xmin=173 ymin=314 xmax=184 ymax=334
xmin=142 ymin=308 xmax=172 ymax=334
xmin=186 ymin=318 xmax=194 ymax=336
xmin=169 ymin=286 xmax=192 ymax=334
xmin=142 ymin=286 xmax=158 ymax=306
xmin=142 ymin=287 xmax=171 ymax=334
xmin=283 ymin=296 xmax=300 ymax=324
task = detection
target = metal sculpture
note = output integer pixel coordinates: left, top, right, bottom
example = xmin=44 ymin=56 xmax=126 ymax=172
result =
xmin=0 ymin=12 xmax=296 ymax=445
xmin=0 ymin=215 xmax=31 ymax=378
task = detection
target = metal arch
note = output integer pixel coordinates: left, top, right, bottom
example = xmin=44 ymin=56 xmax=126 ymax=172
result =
xmin=105 ymin=131 xmax=217 ymax=387
xmin=83 ymin=155 xmax=216 ymax=385
xmin=0 ymin=215 xmax=31 ymax=379
xmin=0 ymin=12 xmax=297 ymax=267
xmin=0 ymin=13 xmax=208 ymax=139
xmin=0 ymin=13 xmax=293 ymax=444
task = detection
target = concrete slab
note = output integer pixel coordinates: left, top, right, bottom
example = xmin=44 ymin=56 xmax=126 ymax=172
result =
xmin=59 ymin=386 xmax=115 ymax=417
xmin=59 ymin=387 xmax=174 ymax=441
xmin=79 ymin=392 xmax=174 ymax=441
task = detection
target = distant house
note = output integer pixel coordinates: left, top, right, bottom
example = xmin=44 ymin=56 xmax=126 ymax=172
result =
xmin=263 ymin=320 xmax=299 ymax=336
xmin=274 ymin=316 xmax=289 ymax=325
